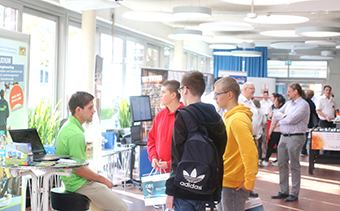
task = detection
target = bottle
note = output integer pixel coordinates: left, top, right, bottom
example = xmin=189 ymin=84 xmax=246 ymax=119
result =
xmin=0 ymin=131 xmax=6 ymax=165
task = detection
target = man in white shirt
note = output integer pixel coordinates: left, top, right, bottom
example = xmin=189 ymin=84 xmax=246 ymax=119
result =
xmin=316 ymin=85 xmax=338 ymax=128
xmin=260 ymin=91 xmax=273 ymax=116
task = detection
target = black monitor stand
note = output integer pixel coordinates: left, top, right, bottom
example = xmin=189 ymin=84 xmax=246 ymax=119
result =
xmin=122 ymin=122 xmax=146 ymax=190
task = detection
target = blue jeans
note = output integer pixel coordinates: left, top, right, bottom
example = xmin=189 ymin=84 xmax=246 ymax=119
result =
xmin=173 ymin=197 xmax=206 ymax=211
xmin=218 ymin=187 xmax=250 ymax=211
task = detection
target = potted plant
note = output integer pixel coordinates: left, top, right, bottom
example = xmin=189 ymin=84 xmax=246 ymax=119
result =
xmin=28 ymin=99 xmax=61 ymax=153
xmin=115 ymin=99 xmax=131 ymax=128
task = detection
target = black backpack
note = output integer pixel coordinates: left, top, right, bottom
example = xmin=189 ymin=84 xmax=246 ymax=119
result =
xmin=174 ymin=107 xmax=222 ymax=202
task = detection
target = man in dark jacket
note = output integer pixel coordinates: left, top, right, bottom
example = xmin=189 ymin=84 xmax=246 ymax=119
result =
xmin=0 ymin=90 xmax=9 ymax=133
xmin=165 ymin=71 xmax=227 ymax=211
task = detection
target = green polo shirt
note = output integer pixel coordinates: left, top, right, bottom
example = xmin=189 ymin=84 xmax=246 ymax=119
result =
xmin=55 ymin=116 xmax=87 ymax=192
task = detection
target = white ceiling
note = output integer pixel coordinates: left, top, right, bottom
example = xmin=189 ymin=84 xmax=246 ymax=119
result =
xmin=117 ymin=0 xmax=340 ymax=59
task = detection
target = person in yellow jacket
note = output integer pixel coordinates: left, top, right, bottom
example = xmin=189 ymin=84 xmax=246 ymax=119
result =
xmin=214 ymin=77 xmax=258 ymax=211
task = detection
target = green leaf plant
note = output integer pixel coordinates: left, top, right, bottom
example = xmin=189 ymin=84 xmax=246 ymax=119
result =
xmin=28 ymin=99 xmax=61 ymax=146
xmin=114 ymin=99 xmax=131 ymax=128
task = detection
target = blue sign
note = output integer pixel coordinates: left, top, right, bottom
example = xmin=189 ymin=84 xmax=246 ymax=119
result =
xmin=0 ymin=56 xmax=24 ymax=82
xmin=229 ymin=75 xmax=247 ymax=85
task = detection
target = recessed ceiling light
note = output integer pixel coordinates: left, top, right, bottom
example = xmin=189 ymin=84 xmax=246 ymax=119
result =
xmin=199 ymin=22 xmax=254 ymax=31
xmin=173 ymin=6 xmax=212 ymax=18
xmin=213 ymin=51 xmax=233 ymax=56
xmin=231 ymin=50 xmax=262 ymax=57
xmin=260 ymin=30 xmax=299 ymax=37
xmin=300 ymin=55 xmax=334 ymax=60
xmin=237 ymin=42 xmax=255 ymax=48
xmin=168 ymin=29 xmax=203 ymax=40
xmin=305 ymin=40 xmax=337 ymax=46
xmin=321 ymin=50 xmax=336 ymax=56
xmin=244 ymin=15 xmax=309 ymax=24
xmin=221 ymin=0 xmax=292 ymax=5
xmin=295 ymin=26 xmax=340 ymax=37
xmin=204 ymin=36 xmax=248 ymax=44
xmin=270 ymin=41 xmax=318 ymax=49
xmin=336 ymin=45 xmax=340 ymax=49
xmin=209 ymin=44 xmax=236 ymax=49
xmin=122 ymin=11 xmax=182 ymax=22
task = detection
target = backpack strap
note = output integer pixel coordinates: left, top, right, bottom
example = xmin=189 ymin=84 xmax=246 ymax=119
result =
xmin=178 ymin=107 xmax=209 ymax=136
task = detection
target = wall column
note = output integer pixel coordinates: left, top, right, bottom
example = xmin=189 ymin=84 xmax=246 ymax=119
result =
xmin=173 ymin=40 xmax=184 ymax=71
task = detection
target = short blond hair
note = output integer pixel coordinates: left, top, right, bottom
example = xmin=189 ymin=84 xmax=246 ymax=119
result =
xmin=214 ymin=77 xmax=240 ymax=101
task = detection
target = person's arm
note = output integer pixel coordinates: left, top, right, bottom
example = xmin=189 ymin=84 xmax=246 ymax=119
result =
xmin=74 ymin=167 xmax=113 ymax=188
xmin=316 ymin=109 xmax=332 ymax=122
xmin=165 ymin=113 xmax=187 ymax=197
xmin=147 ymin=117 xmax=160 ymax=168
xmin=232 ymin=116 xmax=258 ymax=191
xmin=280 ymin=101 xmax=310 ymax=125
xmin=274 ymin=102 xmax=288 ymax=121
xmin=5 ymin=102 xmax=9 ymax=118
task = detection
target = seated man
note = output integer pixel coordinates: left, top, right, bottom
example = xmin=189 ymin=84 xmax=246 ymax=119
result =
xmin=55 ymin=91 xmax=127 ymax=211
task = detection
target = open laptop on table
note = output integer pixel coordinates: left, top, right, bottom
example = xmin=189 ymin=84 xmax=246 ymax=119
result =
xmin=9 ymin=129 xmax=71 ymax=162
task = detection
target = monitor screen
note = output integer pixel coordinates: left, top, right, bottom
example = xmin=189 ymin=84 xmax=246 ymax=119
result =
xmin=130 ymin=124 xmax=142 ymax=143
xmin=129 ymin=95 xmax=152 ymax=122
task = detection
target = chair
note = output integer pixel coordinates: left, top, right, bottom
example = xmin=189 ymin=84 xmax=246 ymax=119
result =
xmin=50 ymin=187 xmax=90 ymax=211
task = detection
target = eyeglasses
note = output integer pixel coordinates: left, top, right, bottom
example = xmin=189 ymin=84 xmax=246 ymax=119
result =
xmin=247 ymin=87 xmax=255 ymax=90
xmin=214 ymin=90 xmax=231 ymax=98
xmin=177 ymin=86 xmax=188 ymax=92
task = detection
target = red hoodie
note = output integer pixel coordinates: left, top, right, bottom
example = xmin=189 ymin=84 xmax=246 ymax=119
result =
xmin=147 ymin=102 xmax=185 ymax=173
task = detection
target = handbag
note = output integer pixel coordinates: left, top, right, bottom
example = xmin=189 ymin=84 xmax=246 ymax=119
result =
xmin=245 ymin=197 xmax=264 ymax=211
xmin=141 ymin=168 xmax=169 ymax=206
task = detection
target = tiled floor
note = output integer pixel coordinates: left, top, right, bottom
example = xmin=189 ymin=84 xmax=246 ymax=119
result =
xmin=110 ymin=154 xmax=340 ymax=211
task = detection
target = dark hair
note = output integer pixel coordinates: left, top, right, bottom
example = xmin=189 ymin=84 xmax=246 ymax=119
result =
xmin=253 ymin=98 xmax=261 ymax=108
xmin=324 ymin=85 xmax=332 ymax=90
xmin=214 ymin=77 xmax=240 ymax=101
xmin=263 ymin=91 xmax=269 ymax=94
xmin=276 ymin=94 xmax=286 ymax=108
xmin=0 ymin=90 xmax=4 ymax=98
xmin=306 ymin=90 xmax=314 ymax=99
xmin=69 ymin=91 xmax=94 ymax=115
xmin=272 ymin=92 xmax=279 ymax=98
xmin=214 ymin=77 xmax=222 ymax=84
xmin=181 ymin=71 xmax=205 ymax=97
xmin=289 ymin=82 xmax=306 ymax=99
xmin=163 ymin=80 xmax=181 ymax=101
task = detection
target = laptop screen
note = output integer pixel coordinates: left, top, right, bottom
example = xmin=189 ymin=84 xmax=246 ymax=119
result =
xmin=9 ymin=129 xmax=46 ymax=155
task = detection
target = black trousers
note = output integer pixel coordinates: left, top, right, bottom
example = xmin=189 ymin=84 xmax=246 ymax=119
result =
xmin=265 ymin=132 xmax=281 ymax=161
xmin=319 ymin=120 xmax=335 ymax=128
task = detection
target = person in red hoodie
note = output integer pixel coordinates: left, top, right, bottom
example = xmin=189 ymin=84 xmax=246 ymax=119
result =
xmin=147 ymin=80 xmax=184 ymax=173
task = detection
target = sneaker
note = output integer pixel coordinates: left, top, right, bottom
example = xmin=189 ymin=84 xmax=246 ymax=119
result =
xmin=262 ymin=160 xmax=268 ymax=167
xmin=271 ymin=161 xmax=278 ymax=166
xmin=249 ymin=190 xmax=259 ymax=197
xmin=301 ymin=153 xmax=308 ymax=157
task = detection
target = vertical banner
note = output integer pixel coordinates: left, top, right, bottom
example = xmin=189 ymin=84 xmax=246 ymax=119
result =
xmin=0 ymin=29 xmax=30 ymax=210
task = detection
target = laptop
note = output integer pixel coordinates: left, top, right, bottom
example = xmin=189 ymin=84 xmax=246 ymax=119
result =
xmin=9 ymin=129 xmax=71 ymax=162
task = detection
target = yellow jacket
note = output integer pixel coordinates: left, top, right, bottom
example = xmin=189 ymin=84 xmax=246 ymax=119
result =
xmin=222 ymin=104 xmax=258 ymax=190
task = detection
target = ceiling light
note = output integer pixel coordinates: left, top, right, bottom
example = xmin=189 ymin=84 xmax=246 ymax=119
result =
xmin=213 ymin=51 xmax=233 ymax=56
xmin=60 ymin=0 xmax=121 ymax=10
xmin=244 ymin=15 xmax=309 ymax=24
xmin=221 ymin=0 xmax=292 ymax=5
xmin=173 ymin=6 xmax=212 ymax=18
xmin=295 ymin=26 xmax=340 ymax=37
xmin=237 ymin=42 xmax=255 ymax=48
xmin=336 ymin=45 xmax=340 ymax=49
xmin=270 ymin=41 xmax=318 ymax=50
xmin=209 ymin=44 xmax=236 ymax=49
xmin=300 ymin=55 xmax=334 ymax=60
xmin=260 ymin=30 xmax=299 ymax=37
xmin=122 ymin=11 xmax=182 ymax=22
xmin=321 ymin=50 xmax=336 ymax=57
xmin=168 ymin=29 xmax=203 ymax=40
xmin=305 ymin=40 xmax=337 ymax=46
xmin=231 ymin=50 xmax=262 ymax=57
xmin=204 ymin=36 xmax=248 ymax=44
xmin=199 ymin=22 xmax=254 ymax=31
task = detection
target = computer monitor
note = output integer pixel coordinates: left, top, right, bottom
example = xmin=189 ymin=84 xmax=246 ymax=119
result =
xmin=130 ymin=124 xmax=143 ymax=143
xmin=129 ymin=95 xmax=152 ymax=123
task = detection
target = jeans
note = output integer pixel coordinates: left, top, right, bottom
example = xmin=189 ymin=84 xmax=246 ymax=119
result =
xmin=173 ymin=197 xmax=206 ymax=211
xmin=218 ymin=187 xmax=250 ymax=211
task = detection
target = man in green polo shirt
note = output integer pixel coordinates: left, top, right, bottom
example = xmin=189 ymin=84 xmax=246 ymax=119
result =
xmin=55 ymin=91 xmax=127 ymax=211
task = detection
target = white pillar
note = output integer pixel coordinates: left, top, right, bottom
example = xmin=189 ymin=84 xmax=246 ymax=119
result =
xmin=173 ymin=40 xmax=184 ymax=71
xmin=82 ymin=10 xmax=96 ymax=94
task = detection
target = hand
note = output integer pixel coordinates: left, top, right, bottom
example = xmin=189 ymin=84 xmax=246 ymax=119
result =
xmin=103 ymin=178 xmax=114 ymax=188
xmin=152 ymin=158 xmax=159 ymax=169
xmin=326 ymin=116 xmax=332 ymax=122
xmin=236 ymin=183 xmax=250 ymax=191
xmin=268 ymin=133 xmax=271 ymax=140
xmin=166 ymin=195 xmax=174 ymax=210
xmin=268 ymin=113 xmax=273 ymax=119
xmin=157 ymin=161 xmax=168 ymax=170
xmin=255 ymin=139 xmax=259 ymax=148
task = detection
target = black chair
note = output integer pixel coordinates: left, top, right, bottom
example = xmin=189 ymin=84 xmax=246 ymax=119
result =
xmin=50 ymin=187 xmax=90 ymax=211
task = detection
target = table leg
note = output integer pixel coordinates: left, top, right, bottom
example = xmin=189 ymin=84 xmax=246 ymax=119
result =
xmin=10 ymin=169 xmax=38 ymax=211
xmin=42 ymin=169 xmax=72 ymax=211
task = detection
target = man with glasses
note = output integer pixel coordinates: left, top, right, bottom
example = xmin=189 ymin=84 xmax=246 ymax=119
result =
xmin=165 ymin=71 xmax=227 ymax=211
xmin=214 ymin=77 xmax=258 ymax=211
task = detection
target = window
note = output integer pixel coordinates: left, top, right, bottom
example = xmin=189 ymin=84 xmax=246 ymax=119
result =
xmin=22 ymin=12 xmax=57 ymax=108
xmin=190 ymin=54 xmax=198 ymax=70
xmin=0 ymin=5 xmax=18 ymax=31
xmin=268 ymin=60 xmax=327 ymax=78
xmin=200 ymin=57 xmax=207 ymax=72
xmin=146 ymin=45 xmax=159 ymax=68
xmin=163 ymin=46 xmax=173 ymax=69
